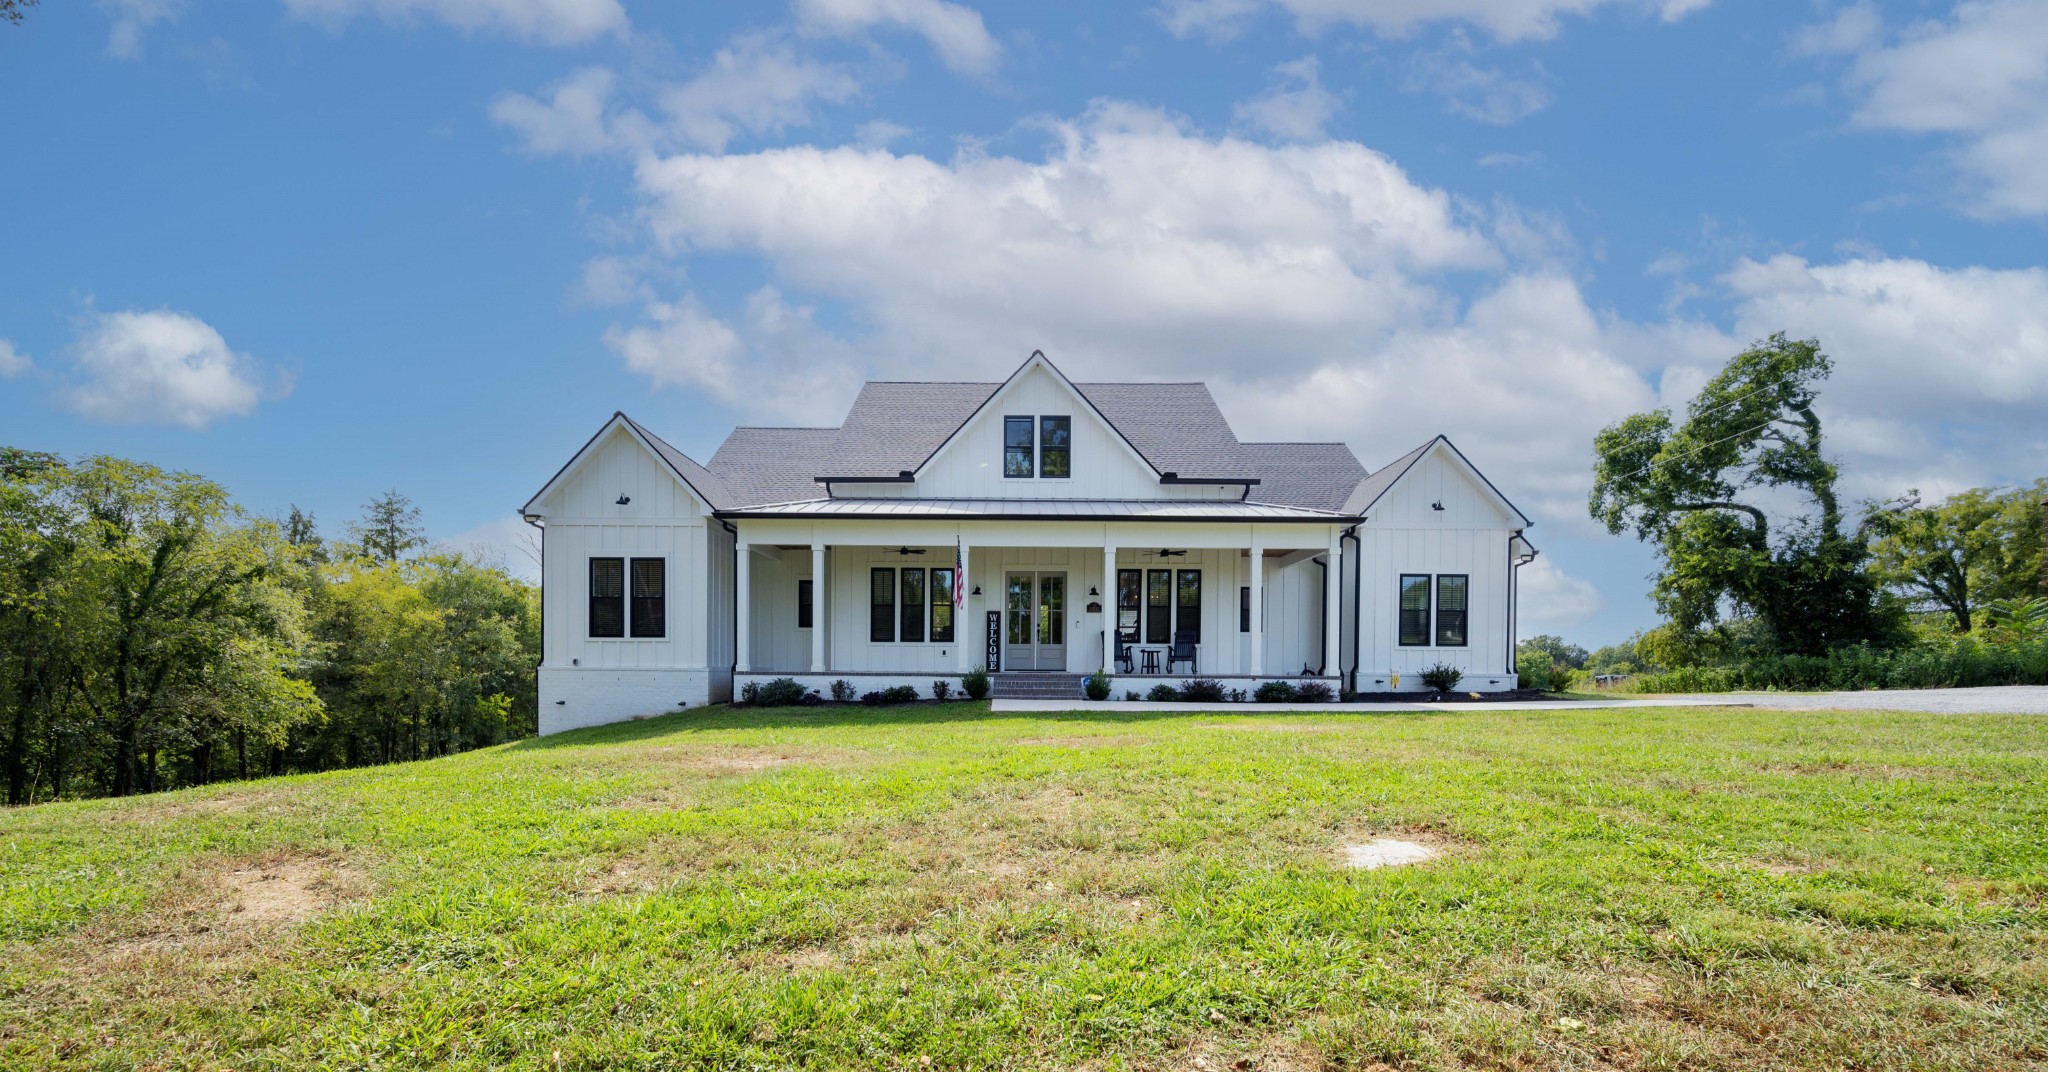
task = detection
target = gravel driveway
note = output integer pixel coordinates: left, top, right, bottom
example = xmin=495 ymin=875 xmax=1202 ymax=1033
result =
xmin=1657 ymin=685 xmax=2048 ymax=714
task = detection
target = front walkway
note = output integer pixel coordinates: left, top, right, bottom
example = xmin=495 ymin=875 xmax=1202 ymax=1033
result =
xmin=993 ymin=685 xmax=2048 ymax=715
xmin=990 ymin=697 xmax=1754 ymax=714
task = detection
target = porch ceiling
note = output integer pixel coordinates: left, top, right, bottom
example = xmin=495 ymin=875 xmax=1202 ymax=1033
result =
xmin=724 ymin=497 xmax=1351 ymax=521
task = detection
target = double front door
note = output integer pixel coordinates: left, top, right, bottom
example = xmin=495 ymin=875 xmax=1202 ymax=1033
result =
xmin=1003 ymin=571 xmax=1067 ymax=671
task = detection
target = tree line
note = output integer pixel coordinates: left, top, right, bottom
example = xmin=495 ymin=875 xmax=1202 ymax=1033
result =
xmin=1519 ymin=332 xmax=2047 ymax=690
xmin=1 ymin=449 xmax=538 ymax=804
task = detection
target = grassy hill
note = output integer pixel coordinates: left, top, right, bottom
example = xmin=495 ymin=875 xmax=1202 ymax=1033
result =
xmin=3 ymin=703 xmax=2045 ymax=1070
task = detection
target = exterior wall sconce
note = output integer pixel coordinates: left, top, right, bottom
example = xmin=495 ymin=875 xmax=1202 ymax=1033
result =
xmin=1430 ymin=501 xmax=1445 ymax=511
xmin=1088 ymin=586 xmax=1099 ymax=596
xmin=616 ymin=494 xmax=631 ymax=505
xmin=971 ymin=585 xmax=982 ymax=595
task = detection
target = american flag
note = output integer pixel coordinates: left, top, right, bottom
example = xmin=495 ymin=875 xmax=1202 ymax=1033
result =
xmin=953 ymin=540 xmax=966 ymax=607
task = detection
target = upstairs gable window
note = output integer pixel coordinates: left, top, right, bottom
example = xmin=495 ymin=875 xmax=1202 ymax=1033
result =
xmin=1002 ymin=415 xmax=1072 ymax=478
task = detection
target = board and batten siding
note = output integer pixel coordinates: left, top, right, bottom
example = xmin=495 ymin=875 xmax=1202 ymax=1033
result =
xmin=1356 ymin=446 xmax=1520 ymax=687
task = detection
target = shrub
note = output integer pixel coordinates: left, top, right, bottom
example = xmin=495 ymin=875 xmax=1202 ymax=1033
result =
xmin=931 ymin=679 xmax=952 ymax=701
xmin=1515 ymin=651 xmax=1552 ymax=691
xmin=1296 ymin=680 xmax=1334 ymax=703
xmin=1146 ymin=683 xmax=1180 ymax=702
xmin=1253 ymin=680 xmax=1298 ymax=703
xmin=1228 ymin=688 xmax=1247 ymax=703
xmin=962 ymin=666 xmax=990 ymax=700
xmin=1622 ymin=636 xmax=2048 ymax=694
xmin=1420 ymin=663 xmax=1464 ymax=692
xmin=1180 ymin=678 xmax=1227 ymax=703
xmin=1124 ymin=690 xmax=1141 ymax=702
xmin=753 ymin=678 xmax=809 ymax=707
xmin=830 ymin=679 xmax=856 ymax=702
xmin=1083 ymin=670 xmax=1112 ymax=701
xmin=861 ymin=685 xmax=922 ymax=706
xmin=738 ymin=681 xmax=762 ymax=705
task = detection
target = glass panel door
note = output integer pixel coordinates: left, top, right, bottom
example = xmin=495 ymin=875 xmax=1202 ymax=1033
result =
xmin=1005 ymin=573 xmax=1035 ymax=670
xmin=1002 ymin=570 xmax=1067 ymax=671
xmin=1037 ymin=573 xmax=1066 ymax=671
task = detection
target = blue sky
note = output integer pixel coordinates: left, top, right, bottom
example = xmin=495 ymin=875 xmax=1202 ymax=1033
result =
xmin=3 ymin=0 xmax=2045 ymax=647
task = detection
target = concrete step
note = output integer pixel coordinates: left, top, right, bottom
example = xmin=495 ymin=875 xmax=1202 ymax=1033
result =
xmin=989 ymin=673 xmax=1090 ymax=699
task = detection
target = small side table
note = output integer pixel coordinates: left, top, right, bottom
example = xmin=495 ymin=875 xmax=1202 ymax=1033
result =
xmin=1140 ymin=648 xmax=1162 ymax=675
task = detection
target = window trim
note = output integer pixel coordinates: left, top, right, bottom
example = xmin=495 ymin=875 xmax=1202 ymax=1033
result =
xmin=1175 ymin=569 xmax=1201 ymax=644
xmin=1398 ymin=573 xmax=1431 ymax=648
xmin=1002 ymin=416 xmax=1035 ymax=479
xmin=870 ymin=567 xmax=895 ymax=643
xmin=1038 ymin=415 xmax=1071 ymax=479
xmin=589 ymin=556 xmax=625 ymax=639
xmin=1117 ymin=568 xmax=1141 ymax=642
xmin=1239 ymin=585 xmax=1251 ymax=633
xmin=1145 ymin=568 xmax=1172 ymax=645
xmin=900 ymin=567 xmax=927 ymax=644
xmin=930 ymin=567 xmax=955 ymax=643
xmin=628 ymin=557 xmax=666 ymax=639
xmin=797 ymin=578 xmax=813 ymax=630
xmin=1435 ymin=573 xmax=1469 ymax=648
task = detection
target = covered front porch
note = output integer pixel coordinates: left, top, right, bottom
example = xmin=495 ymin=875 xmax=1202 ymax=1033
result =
xmin=730 ymin=516 xmax=1347 ymax=692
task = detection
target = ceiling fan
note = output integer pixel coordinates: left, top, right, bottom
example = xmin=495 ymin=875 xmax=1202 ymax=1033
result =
xmin=1150 ymin=549 xmax=1187 ymax=558
xmin=891 ymin=547 xmax=928 ymax=556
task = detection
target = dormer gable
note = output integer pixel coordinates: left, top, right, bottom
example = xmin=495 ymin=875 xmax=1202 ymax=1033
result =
xmin=1346 ymin=436 xmax=1531 ymax=529
xmin=522 ymin=413 xmax=724 ymax=521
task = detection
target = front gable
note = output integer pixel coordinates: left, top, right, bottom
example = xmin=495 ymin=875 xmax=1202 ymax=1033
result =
xmin=523 ymin=415 xmax=713 ymax=522
xmin=1358 ymin=438 xmax=1530 ymax=530
xmin=896 ymin=355 xmax=1176 ymax=500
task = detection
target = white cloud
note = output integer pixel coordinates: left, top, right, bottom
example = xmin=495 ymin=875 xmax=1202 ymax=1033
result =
xmin=1404 ymin=49 xmax=1550 ymax=124
xmin=603 ymin=288 xmax=864 ymax=422
xmin=793 ymin=0 xmax=1001 ymax=77
xmin=0 ymin=339 xmax=31 ymax=378
xmin=490 ymin=67 xmax=648 ymax=156
xmin=65 ymin=309 xmax=278 ymax=429
xmin=854 ymin=119 xmax=914 ymax=149
xmin=1234 ymin=56 xmax=1343 ymax=141
xmin=1518 ymin=554 xmax=1605 ymax=631
xmin=96 ymin=0 xmax=180 ymax=60
xmin=1159 ymin=0 xmax=1709 ymax=44
xmin=1791 ymin=1 xmax=1880 ymax=56
xmin=1822 ymin=0 xmax=2048 ymax=217
xmin=279 ymin=0 xmax=625 ymax=45
xmin=659 ymin=32 xmax=861 ymax=153
xmin=1476 ymin=150 xmax=1542 ymax=168
xmin=438 ymin=514 xmax=541 ymax=581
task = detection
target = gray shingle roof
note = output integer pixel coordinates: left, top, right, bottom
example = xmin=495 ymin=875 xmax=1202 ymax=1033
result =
xmin=707 ymin=427 xmax=839 ymax=508
xmin=1072 ymin=382 xmax=1246 ymax=478
xmin=622 ymin=415 xmax=732 ymax=510
xmin=1239 ymin=442 xmax=1369 ymax=513
xmin=821 ymin=381 xmax=1001 ymax=479
xmin=1339 ymin=438 xmax=1436 ymax=516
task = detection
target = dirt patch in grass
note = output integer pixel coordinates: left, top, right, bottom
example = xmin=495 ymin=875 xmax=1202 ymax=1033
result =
xmin=100 ymin=784 xmax=298 ymax=824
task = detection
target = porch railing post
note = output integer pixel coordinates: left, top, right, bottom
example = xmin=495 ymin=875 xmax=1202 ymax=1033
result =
xmin=735 ymin=540 xmax=752 ymax=674
xmin=1249 ymin=531 xmax=1264 ymax=677
xmin=1324 ymin=528 xmax=1341 ymax=680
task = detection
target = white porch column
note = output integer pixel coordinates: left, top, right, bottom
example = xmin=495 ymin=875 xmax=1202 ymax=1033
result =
xmin=1248 ymin=531 xmax=1264 ymax=676
xmin=957 ymin=541 xmax=975 ymax=672
xmin=1324 ymin=529 xmax=1342 ymax=679
xmin=1102 ymin=543 xmax=1117 ymax=673
xmin=735 ymin=540 xmax=752 ymax=673
xmin=810 ymin=543 xmax=826 ymax=673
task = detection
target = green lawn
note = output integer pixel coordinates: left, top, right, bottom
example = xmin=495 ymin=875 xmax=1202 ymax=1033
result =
xmin=3 ymin=704 xmax=2045 ymax=1071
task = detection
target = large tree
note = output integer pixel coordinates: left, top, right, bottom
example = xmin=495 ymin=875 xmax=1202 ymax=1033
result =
xmin=1590 ymin=333 xmax=1901 ymax=656
xmin=349 ymin=490 xmax=426 ymax=563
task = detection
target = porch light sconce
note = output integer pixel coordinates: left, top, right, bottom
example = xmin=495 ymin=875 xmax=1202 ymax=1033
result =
xmin=616 ymin=494 xmax=632 ymax=505
xmin=1430 ymin=500 xmax=1444 ymax=511
xmin=1088 ymin=585 xmax=1099 ymax=597
xmin=971 ymin=585 xmax=981 ymax=595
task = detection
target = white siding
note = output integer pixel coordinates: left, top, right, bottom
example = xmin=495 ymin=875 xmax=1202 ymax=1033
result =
xmin=745 ymin=546 xmax=814 ymax=673
xmin=895 ymin=365 xmax=1234 ymax=501
xmin=1356 ymin=447 xmax=1518 ymax=689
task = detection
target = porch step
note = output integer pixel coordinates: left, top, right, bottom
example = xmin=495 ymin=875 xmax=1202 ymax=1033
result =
xmin=989 ymin=673 xmax=1090 ymax=699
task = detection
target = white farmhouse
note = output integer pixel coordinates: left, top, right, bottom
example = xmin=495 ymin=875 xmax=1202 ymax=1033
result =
xmin=522 ymin=352 xmax=1537 ymax=732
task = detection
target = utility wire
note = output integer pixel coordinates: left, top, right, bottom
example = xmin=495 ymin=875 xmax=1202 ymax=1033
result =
xmin=1604 ymin=415 xmax=1790 ymax=485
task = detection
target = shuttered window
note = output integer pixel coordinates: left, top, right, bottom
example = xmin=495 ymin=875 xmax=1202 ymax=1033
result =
xmin=870 ymin=568 xmax=895 ymax=642
xmin=629 ymin=558 xmax=666 ymax=638
xmin=1176 ymin=570 xmax=1201 ymax=642
xmin=1146 ymin=569 xmax=1171 ymax=644
xmin=1039 ymin=416 xmax=1071 ymax=477
xmin=1436 ymin=574 xmax=1468 ymax=647
xmin=930 ymin=568 xmax=955 ymax=643
xmin=901 ymin=568 xmax=926 ymax=643
xmin=589 ymin=557 xmax=625 ymax=638
xmin=1003 ymin=417 xmax=1034 ymax=477
xmin=797 ymin=579 xmax=813 ymax=629
xmin=1398 ymin=574 xmax=1430 ymax=647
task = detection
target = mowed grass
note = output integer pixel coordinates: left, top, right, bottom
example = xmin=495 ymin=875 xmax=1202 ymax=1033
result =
xmin=3 ymin=705 xmax=2046 ymax=1071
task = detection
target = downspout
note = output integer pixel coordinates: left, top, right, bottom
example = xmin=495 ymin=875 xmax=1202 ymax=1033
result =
xmin=1313 ymin=555 xmax=1328 ymax=676
xmin=1342 ymin=523 xmax=1360 ymax=694
xmin=523 ymin=516 xmax=545 ymax=723
xmin=720 ymin=518 xmax=740 ymax=693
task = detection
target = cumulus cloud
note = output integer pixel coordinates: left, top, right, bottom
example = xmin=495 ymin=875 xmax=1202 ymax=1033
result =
xmin=659 ymin=32 xmax=861 ymax=152
xmin=279 ymin=0 xmax=626 ymax=45
xmin=793 ymin=0 xmax=1001 ymax=77
xmin=1518 ymin=554 xmax=1606 ymax=631
xmin=1814 ymin=0 xmax=2048 ymax=217
xmin=1159 ymin=0 xmax=1709 ymax=44
xmin=490 ymin=67 xmax=645 ymax=156
xmin=1234 ymin=56 xmax=1343 ymax=141
xmin=0 ymin=339 xmax=31 ymax=378
xmin=65 ymin=309 xmax=280 ymax=429
xmin=1404 ymin=49 xmax=1549 ymax=124
xmin=603 ymin=288 xmax=864 ymax=422
xmin=96 ymin=0 xmax=180 ymax=59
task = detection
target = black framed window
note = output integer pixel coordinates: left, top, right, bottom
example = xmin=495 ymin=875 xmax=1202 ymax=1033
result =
xmin=1003 ymin=416 xmax=1034 ymax=478
xmin=589 ymin=557 xmax=624 ymax=638
xmin=1398 ymin=574 xmax=1431 ymax=647
xmin=1116 ymin=568 xmax=1141 ymax=642
xmin=1146 ymin=569 xmax=1171 ymax=644
xmin=1039 ymin=416 xmax=1071 ymax=478
xmin=1175 ymin=570 xmax=1201 ymax=642
xmin=797 ymin=579 xmax=813 ymax=629
xmin=901 ymin=568 xmax=926 ymax=643
xmin=870 ymin=568 xmax=895 ymax=643
xmin=1436 ymin=574 xmax=1468 ymax=647
xmin=1239 ymin=586 xmax=1251 ymax=633
xmin=629 ymin=558 xmax=666 ymax=638
xmin=931 ymin=568 xmax=955 ymax=643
